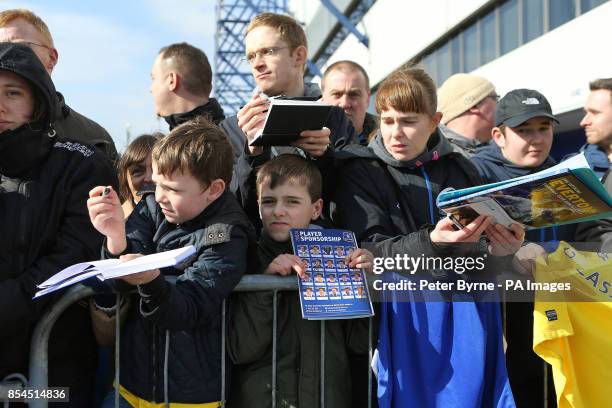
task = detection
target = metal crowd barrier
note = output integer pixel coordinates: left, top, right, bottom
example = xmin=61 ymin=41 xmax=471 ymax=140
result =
xmin=13 ymin=275 xmax=554 ymax=408
xmin=20 ymin=275 xmax=375 ymax=408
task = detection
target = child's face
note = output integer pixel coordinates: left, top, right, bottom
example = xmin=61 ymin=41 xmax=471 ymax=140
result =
xmin=153 ymin=163 xmax=222 ymax=224
xmin=127 ymin=153 xmax=153 ymax=204
xmin=493 ymin=117 xmax=553 ymax=168
xmin=0 ymin=70 xmax=34 ymax=132
xmin=380 ymin=107 xmax=441 ymax=162
xmin=259 ymin=180 xmax=323 ymax=241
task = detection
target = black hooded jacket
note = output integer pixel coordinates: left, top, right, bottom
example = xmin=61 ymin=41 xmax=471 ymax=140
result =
xmin=0 ymin=43 xmax=117 ymax=401
xmin=332 ymin=130 xmax=490 ymax=270
xmin=163 ymin=97 xmax=225 ymax=130
xmin=332 ymin=130 xmax=505 ymax=286
xmin=53 ymin=92 xmax=119 ymax=164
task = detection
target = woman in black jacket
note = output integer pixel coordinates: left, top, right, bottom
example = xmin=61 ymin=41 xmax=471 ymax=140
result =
xmin=332 ymin=67 xmax=523 ymax=408
xmin=0 ymin=42 xmax=117 ymax=406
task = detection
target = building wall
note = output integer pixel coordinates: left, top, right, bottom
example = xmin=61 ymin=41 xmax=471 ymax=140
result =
xmin=473 ymin=2 xmax=612 ymax=115
xmin=300 ymin=0 xmax=611 ymax=121
xmin=302 ymin=0 xmax=490 ymax=84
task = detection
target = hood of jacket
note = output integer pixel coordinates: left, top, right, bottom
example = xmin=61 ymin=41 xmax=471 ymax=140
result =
xmin=303 ymin=82 xmax=322 ymax=98
xmin=472 ymin=142 xmax=556 ymax=182
xmin=0 ymin=42 xmax=58 ymax=177
xmin=53 ymin=91 xmax=70 ymax=121
xmin=337 ymin=127 xmax=455 ymax=169
xmin=581 ymin=143 xmax=610 ymax=174
xmin=438 ymin=125 xmax=484 ymax=157
xmin=163 ymin=97 xmax=226 ymax=130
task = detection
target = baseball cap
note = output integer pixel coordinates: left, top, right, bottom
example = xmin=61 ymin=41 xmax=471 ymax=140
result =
xmin=495 ymin=89 xmax=558 ymax=127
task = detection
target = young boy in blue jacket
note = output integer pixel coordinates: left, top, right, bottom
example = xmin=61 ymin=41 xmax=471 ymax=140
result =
xmin=88 ymin=117 xmax=255 ymax=407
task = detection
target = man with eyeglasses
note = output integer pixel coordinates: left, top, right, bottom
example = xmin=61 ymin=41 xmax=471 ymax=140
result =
xmin=0 ymin=8 xmax=118 ymax=163
xmin=222 ymin=12 xmax=358 ymax=229
xmin=150 ymin=42 xmax=225 ymax=131
xmin=220 ymin=13 xmax=357 ymax=161
xmin=437 ymin=73 xmax=498 ymax=158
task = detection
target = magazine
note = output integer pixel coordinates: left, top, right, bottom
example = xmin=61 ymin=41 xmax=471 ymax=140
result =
xmin=437 ymin=153 xmax=612 ymax=230
xmin=249 ymin=97 xmax=333 ymax=147
xmin=290 ymin=228 xmax=374 ymax=320
xmin=34 ymin=246 xmax=197 ymax=298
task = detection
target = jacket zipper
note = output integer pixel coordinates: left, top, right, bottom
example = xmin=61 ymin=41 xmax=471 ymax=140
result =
xmin=151 ymin=324 xmax=157 ymax=402
xmin=17 ymin=180 xmax=29 ymax=272
xmin=149 ymin=224 xmax=181 ymax=402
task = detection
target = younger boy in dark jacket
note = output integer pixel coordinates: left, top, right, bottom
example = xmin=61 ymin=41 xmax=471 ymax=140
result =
xmin=227 ymin=154 xmax=373 ymax=408
xmin=87 ymin=117 xmax=255 ymax=407
xmin=472 ymin=89 xmax=569 ymax=407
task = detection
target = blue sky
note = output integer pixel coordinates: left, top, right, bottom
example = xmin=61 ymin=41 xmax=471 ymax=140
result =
xmin=4 ymin=0 xmax=217 ymax=151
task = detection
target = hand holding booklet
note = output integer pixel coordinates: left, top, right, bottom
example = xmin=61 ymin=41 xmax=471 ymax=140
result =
xmin=34 ymin=246 xmax=196 ymax=298
xmin=437 ymin=153 xmax=612 ymax=230
xmin=290 ymin=228 xmax=374 ymax=320
xmin=249 ymin=97 xmax=333 ymax=147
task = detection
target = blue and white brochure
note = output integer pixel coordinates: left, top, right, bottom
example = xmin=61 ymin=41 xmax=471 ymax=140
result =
xmin=291 ymin=228 xmax=374 ymax=320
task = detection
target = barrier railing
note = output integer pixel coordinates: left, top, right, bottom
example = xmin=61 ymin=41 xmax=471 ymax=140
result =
xmin=9 ymin=274 xmax=553 ymax=408
xmin=19 ymin=275 xmax=374 ymax=408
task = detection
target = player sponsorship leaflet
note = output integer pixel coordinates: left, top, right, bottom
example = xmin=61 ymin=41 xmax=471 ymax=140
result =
xmin=290 ymin=228 xmax=374 ymax=320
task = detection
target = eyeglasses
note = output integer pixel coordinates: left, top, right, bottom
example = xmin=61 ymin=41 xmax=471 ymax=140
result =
xmin=244 ymin=46 xmax=290 ymax=65
xmin=10 ymin=40 xmax=53 ymax=51
xmin=486 ymin=93 xmax=500 ymax=102
xmin=477 ymin=93 xmax=500 ymax=107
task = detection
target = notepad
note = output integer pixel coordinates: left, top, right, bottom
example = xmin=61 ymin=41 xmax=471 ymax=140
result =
xmin=34 ymin=246 xmax=196 ymax=298
xmin=249 ymin=98 xmax=333 ymax=147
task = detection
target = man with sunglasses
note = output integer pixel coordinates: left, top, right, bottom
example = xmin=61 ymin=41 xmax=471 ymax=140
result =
xmin=438 ymin=73 xmax=498 ymax=158
xmin=0 ymin=8 xmax=118 ymax=163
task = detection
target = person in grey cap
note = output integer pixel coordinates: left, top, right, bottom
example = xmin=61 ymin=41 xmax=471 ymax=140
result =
xmin=438 ymin=73 xmax=497 ymax=157
xmin=472 ymin=88 xmax=577 ymax=408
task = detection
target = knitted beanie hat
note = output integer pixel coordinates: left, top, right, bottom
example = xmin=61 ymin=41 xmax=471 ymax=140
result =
xmin=438 ymin=73 xmax=495 ymax=124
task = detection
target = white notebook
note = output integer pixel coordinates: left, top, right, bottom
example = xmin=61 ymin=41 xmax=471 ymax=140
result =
xmin=34 ymin=246 xmax=196 ymax=298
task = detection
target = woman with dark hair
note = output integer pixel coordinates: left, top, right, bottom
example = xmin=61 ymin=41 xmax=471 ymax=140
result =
xmin=117 ymin=133 xmax=161 ymax=217
xmin=0 ymin=43 xmax=117 ymax=406
xmin=333 ymin=67 xmax=523 ymax=408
